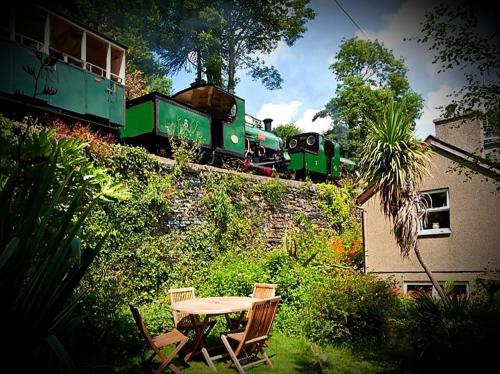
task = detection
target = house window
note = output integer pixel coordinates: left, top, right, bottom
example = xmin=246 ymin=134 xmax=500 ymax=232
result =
xmin=419 ymin=188 xmax=451 ymax=236
xmin=405 ymin=283 xmax=433 ymax=298
xmin=404 ymin=282 xmax=469 ymax=299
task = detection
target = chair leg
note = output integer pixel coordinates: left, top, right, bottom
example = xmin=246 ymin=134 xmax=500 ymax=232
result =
xmin=262 ymin=352 xmax=273 ymax=368
xmin=156 ymin=337 xmax=188 ymax=374
xmin=221 ymin=335 xmax=245 ymax=374
xmin=202 ymin=347 xmax=217 ymax=372
xmin=167 ymin=364 xmax=182 ymax=374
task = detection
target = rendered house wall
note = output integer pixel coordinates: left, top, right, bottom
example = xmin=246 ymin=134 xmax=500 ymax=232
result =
xmin=362 ymin=148 xmax=500 ymax=292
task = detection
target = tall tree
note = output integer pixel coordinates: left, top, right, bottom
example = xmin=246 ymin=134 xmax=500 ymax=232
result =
xmin=359 ymin=99 xmax=447 ymax=301
xmin=414 ymin=0 xmax=499 ymax=137
xmin=272 ymin=122 xmax=301 ymax=141
xmin=154 ymin=0 xmax=315 ymax=92
xmin=219 ymin=0 xmax=315 ymax=92
xmin=316 ymin=38 xmax=422 ymax=158
xmin=153 ymin=0 xmax=224 ymax=85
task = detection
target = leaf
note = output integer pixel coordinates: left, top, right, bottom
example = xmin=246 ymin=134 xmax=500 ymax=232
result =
xmin=45 ymin=335 xmax=79 ymax=374
xmin=0 ymin=237 xmax=20 ymax=271
xmin=70 ymin=238 xmax=81 ymax=266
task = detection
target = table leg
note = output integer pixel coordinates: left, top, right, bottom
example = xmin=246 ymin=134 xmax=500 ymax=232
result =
xmin=184 ymin=314 xmax=210 ymax=363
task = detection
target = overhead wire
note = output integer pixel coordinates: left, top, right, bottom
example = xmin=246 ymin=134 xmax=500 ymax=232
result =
xmin=333 ymin=0 xmax=437 ymax=117
xmin=333 ymin=0 xmax=369 ymax=39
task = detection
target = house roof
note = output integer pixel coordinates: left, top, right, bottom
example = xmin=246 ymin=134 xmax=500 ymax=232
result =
xmin=357 ymin=135 xmax=500 ymax=205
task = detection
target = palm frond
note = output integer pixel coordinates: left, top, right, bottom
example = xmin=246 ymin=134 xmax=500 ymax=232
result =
xmin=359 ymin=98 xmax=431 ymax=255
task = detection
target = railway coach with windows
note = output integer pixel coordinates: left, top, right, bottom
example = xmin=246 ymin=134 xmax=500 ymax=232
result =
xmin=0 ymin=2 xmax=126 ymax=129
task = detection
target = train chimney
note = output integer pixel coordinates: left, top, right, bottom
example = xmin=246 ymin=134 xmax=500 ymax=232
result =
xmin=263 ymin=118 xmax=273 ymax=132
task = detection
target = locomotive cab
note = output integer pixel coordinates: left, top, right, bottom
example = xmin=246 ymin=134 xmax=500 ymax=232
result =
xmin=172 ymin=84 xmax=245 ymax=156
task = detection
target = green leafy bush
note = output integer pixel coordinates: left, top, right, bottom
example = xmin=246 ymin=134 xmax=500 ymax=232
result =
xmin=303 ymin=271 xmax=399 ymax=345
xmin=197 ymin=251 xmax=269 ymax=298
xmin=265 ymin=249 xmax=323 ymax=336
xmin=0 ymin=122 xmax=126 ymax=370
xmin=248 ymin=178 xmax=287 ymax=209
xmin=404 ymin=292 xmax=500 ymax=373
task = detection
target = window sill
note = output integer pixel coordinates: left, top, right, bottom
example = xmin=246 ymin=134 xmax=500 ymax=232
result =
xmin=418 ymin=228 xmax=452 ymax=237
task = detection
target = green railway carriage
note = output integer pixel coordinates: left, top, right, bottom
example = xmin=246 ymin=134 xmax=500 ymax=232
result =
xmin=0 ymin=2 xmax=126 ymax=129
xmin=286 ymin=132 xmax=355 ymax=180
xmin=121 ymin=92 xmax=211 ymax=154
xmin=0 ymin=4 xmax=354 ymax=181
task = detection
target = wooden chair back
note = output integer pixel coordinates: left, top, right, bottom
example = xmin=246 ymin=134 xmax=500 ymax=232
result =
xmin=129 ymin=304 xmax=161 ymax=355
xmin=252 ymin=283 xmax=277 ymax=299
xmin=243 ymin=296 xmax=280 ymax=344
xmin=169 ymin=287 xmax=196 ymax=326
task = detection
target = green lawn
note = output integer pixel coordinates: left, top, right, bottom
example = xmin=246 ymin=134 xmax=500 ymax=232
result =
xmin=158 ymin=333 xmax=397 ymax=374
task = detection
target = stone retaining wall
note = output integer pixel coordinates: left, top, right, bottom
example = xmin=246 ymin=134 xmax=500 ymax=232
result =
xmin=157 ymin=157 xmax=329 ymax=246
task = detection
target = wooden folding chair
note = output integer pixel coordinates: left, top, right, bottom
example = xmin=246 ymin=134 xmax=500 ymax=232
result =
xmin=129 ymin=304 xmax=188 ymax=374
xmin=221 ymin=296 xmax=281 ymax=374
xmin=251 ymin=283 xmax=277 ymax=299
xmin=227 ymin=283 xmax=278 ymax=329
xmin=168 ymin=287 xmax=216 ymax=336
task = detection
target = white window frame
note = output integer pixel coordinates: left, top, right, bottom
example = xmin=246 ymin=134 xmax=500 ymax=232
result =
xmin=403 ymin=282 xmax=469 ymax=299
xmin=419 ymin=188 xmax=451 ymax=236
xmin=404 ymin=282 xmax=436 ymax=297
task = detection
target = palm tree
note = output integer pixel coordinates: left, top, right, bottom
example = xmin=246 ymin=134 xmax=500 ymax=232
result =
xmin=359 ymin=99 xmax=447 ymax=301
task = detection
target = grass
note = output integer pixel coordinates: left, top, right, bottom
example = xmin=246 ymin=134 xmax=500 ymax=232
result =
xmin=151 ymin=333 xmax=397 ymax=374
xmin=75 ymin=332 xmax=403 ymax=373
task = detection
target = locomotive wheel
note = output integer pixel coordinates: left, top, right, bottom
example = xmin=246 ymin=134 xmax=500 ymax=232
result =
xmin=292 ymin=170 xmax=306 ymax=180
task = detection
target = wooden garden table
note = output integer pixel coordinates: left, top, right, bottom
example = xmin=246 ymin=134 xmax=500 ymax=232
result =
xmin=171 ymin=296 xmax=254 ymax=370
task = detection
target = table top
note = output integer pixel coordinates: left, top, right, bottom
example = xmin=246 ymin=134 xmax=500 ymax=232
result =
xmin=171 ymin=296 xmax=254 ymax=315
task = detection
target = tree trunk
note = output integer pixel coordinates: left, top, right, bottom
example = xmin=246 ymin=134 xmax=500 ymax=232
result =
xmin=196 ymin=48 xmax=202 ymax=84
xmin=414 ymin=245 xmax=449 ymax=302
xmin=227 ymin=38 xmax=236 ymax=93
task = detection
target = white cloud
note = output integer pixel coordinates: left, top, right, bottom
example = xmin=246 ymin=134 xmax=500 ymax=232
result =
xmin=256 ymin=101 xmax=332 ymax=134
xmin=415 ymin=84 xmax=455 ymax=139
xmin=253 ymin=40 xmax=294 ymax=66
xmin=296 ymin=109 xmax=332 ymax=134
xmin=256 ymin=100 xmax=302 ymax=126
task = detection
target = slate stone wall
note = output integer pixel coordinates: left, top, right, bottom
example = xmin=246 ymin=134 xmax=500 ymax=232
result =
xmin=157 ymin=157 xmax=328 ymax=246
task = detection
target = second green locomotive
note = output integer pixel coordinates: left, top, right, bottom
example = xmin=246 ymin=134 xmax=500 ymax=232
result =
xmin=286 ymin=132 xmax=355 ymax=180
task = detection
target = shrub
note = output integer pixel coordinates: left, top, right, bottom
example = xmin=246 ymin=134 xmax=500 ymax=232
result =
xmin=317 ymin=183 xmax=353 ymax=233
xmin=248 ymin=178 xmax=287 ymax=210
xmin=405 ymin=292 xmax=500 ymax=373
xmin=197 ymin=250 xmax=269 ymax=298
xmin=0 ymin=123 xmax=125 ymax=370
xmin=265 ymin=249 xmax=323 ymax=336
xmin=303 ymin=271 xmax=399 ymax=345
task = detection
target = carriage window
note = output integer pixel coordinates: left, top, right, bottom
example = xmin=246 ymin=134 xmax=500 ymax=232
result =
xmin=86 ymin=34 xmax=107 ymax=77
xmin=1 ymin=7 xmax=9 ymax=39
xmin=15 ymin=6 xmax=46 ymax=50
xmin=419 ymin=188 xmax=451 ymax=236
xmin=111 ymin=46 xmax=124 ymax=83
xmin=50 ymin=16 xmax=83 ymax=66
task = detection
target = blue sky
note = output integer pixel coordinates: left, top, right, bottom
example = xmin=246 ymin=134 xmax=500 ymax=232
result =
xmin=169 ymin=0 xmax=465 ymax=139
